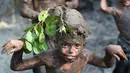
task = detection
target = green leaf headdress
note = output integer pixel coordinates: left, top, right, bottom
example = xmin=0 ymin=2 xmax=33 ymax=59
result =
xmin=21 ymin=6 xmax=88 ymax=54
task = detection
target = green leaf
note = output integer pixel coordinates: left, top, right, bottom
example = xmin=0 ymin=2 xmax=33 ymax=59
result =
xmin=33 ymin=42 xmax=41 ymax=54
xmin=24 ymin=26 xmax=33 ymax=32
xmin=39 ymin=32 xmax=45 ymax=43
xmin=32 ymin=30 xmax=38 ymax=39
xmin=45 ymin=16 xmax=58 ymax=36
xmin=23 ymin=41 xmax=32 ymax=54
xmin=38 ymin=10 xmax=48 ymax=22
xmin=34 ymin=29 xmax=39 ymax=36
xmin=24 ymin=23 xmax=36 ymax=32
xmin=34 ymin=25 xmax=39 ymax=36
xmin=65 ymin=24 xmax=73 ymax=33
xmin=45 ymin=16 xmax=59 ymax=26
xmin=34 ymin=24 xmax=44 ymax=36
xmin=37 ymin=24 xmax=43 ymax=34
xmin=39 ymin=41 xmax=48 ymax=51
xmin=34 ymin=37 xmax=39 ymax=43
xmin=25 ymin=30 xmax=34 ymax=43
xmin=45 ymin=24 xmax=56 ymax=36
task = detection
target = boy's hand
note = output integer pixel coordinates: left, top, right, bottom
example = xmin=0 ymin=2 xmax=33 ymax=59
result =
xmin=106 ymin=45 xmax=128 ymax=61
xmin=2 ymin=40 xmax=24 ymax=54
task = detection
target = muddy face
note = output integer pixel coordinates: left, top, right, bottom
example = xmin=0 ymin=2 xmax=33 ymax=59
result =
xmin=61 ymin=41 xmax=81 ymax=60
xmin=57 ymin=35 xmax=84 ymax=62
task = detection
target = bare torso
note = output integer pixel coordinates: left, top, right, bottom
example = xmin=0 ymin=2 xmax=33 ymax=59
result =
xmin=113 ymin=7 xmax=130 ymax=39
xmin=20 ymin=0 xmax=79 ymax=20
xmin=34 ymin=0 xmax=66 ymax=11
xmin=38 ymin=49 xmax=89 ymax=73
xmin=2 ymin=40 xmax=126 ymax=73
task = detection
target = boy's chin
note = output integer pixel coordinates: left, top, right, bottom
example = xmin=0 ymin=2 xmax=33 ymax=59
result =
xmin=64 ymin=56 xmax=76 ymax=62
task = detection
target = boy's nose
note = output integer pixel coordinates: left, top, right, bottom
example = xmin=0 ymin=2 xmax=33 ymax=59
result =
xmin=68 ymin=48 xmax=73 ymax=54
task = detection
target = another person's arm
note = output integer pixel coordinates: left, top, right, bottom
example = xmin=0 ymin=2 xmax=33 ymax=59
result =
xmin=65 ymin=0 xmax=79 ymax=9
xmin=88 ymin=45 xmax=127 ymax=68
xmin=100 ymin=0 xmax=122 ymax=15
xmin=20 ymin=0 xmax=39 ymax=19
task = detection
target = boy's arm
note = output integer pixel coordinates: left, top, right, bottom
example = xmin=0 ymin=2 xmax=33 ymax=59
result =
xmin=2 ymin=40 xmax=44 ymax=71
xmin=88 ymin=51 xmax=115 ymax=68
xmin=88 ymin=45 xmax=127 ymax=68
xmin=10 ymin=50 xmax=44 ymax=71
xmin=100 ymin=0 xmax=122 ymax=15
xmin=20 ymin=0 xmax=39 ymax=19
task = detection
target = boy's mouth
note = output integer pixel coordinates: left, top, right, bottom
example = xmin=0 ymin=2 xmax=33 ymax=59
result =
xmin=62 ymin=54 xmax=76 ymax=59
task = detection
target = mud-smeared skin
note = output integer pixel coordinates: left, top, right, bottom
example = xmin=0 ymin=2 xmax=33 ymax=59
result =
xmin=3 ymin=18 xmax=127 ymax=73
xmin=8 ymin=40 xmax=127 ymax=73
xmin=20 ymin=0 xmax=79 ymax=19
xmin=20 ymin=1 xmax=79 ymax=73
xmin=10 ymin=48 xmax=87 ymax=73
xmin=113 ymin=8 xmax=130 ymax=39
xmin=100 ymin=0 xmax=130 ymax=39
xmin=63 ymin=8 xmax=88 ymax=37
xmin=4 ymin=0 xmax=128 ymax=73
xmin=100 ymin=0 xmax=130 ymax=73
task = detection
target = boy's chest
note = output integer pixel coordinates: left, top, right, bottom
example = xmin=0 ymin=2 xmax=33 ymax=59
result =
xmin=46 ymin=61 xmax=73 ymax=73
xmin=53 ymin=59 xmax=73 ymax=72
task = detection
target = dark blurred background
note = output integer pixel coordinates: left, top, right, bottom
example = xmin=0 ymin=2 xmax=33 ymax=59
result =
xmin=0 ymin=0 xmax=119 ymax=73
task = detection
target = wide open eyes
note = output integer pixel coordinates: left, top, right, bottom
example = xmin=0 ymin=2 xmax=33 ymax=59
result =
xmin=62 ymin=44 xmax=81 ymax=50
xmin=62 ymin=45 xmax=69 ymax=49
xmin=73 ymin=43 xmax=81 ymax=49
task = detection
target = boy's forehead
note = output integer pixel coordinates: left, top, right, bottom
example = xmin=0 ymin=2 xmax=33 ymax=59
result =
xmin=59 ymin=36 xmax=81 ymax=45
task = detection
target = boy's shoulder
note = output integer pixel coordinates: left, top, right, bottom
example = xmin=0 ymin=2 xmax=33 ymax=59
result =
xmin=37 ymin=49 xmax=58 ymax=66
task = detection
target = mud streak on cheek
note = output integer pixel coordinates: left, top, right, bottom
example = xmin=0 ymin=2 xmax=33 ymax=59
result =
xmin=78 ymin=48 xmax=81 ymax=54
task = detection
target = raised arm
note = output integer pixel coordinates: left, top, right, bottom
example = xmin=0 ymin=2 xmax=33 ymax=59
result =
xmin=88 ymin=45 xmax=127 ymax=68
xmin=20 ymin=0 xmax=39 ymax=19
xmin=2 ymin=40 xmax=44 ymax=71
xmin=65 ymin=0 xmax=79 ymax=9
xmin=100 ymin=0 xmax=122 ymax=15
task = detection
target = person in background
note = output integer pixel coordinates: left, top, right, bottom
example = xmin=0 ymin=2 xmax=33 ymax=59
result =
xmin=100 ymin=0 xmax=130 ymax=73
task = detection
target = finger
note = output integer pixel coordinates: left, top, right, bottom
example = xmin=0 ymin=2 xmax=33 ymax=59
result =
xmin=2 ymin=42 xmax=14 ymax=54
xmin=118 ymin=51 xmax=128 ymax=60
xmin=7 ymin=48 xmax=18 ymax=55
xmin=121 ymin=51 xmax=128 ymax=60
xmin=2 ymin=40 xmax=11 ymax=47
xmin=2 ymin=44 xmax=12 ymax=54
xmin=4 ymin=48 xmax=13 ymax=54
xmin=113 ymin=54 xmax=120 ymax=61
